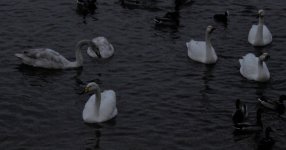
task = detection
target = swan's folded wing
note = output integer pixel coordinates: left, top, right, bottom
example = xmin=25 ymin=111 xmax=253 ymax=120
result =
xmin=240 ymin=54 xmax=259 ymax=79
xmin=101 ymin=90 xmax=117 ymax=119
xmin=187 ymin=40 xmax=205 ymax=62
xmin=24 ymin=48 xmax=67 ymax=64
xmin=263 ymin=25 xmax=272 ymax=44
xmin=248 ymin=25 xmax=258 ymax=44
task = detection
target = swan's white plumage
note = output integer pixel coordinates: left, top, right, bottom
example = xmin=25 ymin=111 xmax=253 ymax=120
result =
xmin=239 ymin=53 xmax=270 ymax=82
xmin=248 ymin=9 xmax=272 ymax=46
xmin=248 ymin=25 xmax=272 ymax=46
xmin=186 ymin=26 xmax=217 ymax=64
xmin=83 ymin=90 xmax=118 ymax=123
xmin=15 ymin=40 xmax=93 ymax=69
xmin=87 ymin=37 xmax=114 ymax=59
xmin=15 ymin=48 xmax=72 ymax=69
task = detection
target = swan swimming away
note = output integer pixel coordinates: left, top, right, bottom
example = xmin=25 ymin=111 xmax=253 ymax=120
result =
xmin=87 ymin=37 xmax=114 ymax=59
xmin=186 ymin=25 xmax=218 ymax=64
xmin=82 ymin=82 xmax=118 ymax=123
xmin=15 ymin=40 xmax=100 ymax=69
xmin=248 ymin=9 xmax=272 ymax=46
xmin=239 ymin=53 xmax=270 ymax=82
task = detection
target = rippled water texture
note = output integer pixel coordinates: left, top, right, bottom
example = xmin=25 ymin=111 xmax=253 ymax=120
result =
xmin=0 ymin=0 xmax=286 ymax=149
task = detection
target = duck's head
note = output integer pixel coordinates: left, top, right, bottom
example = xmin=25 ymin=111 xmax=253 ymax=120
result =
xmin=84 ymin=82 xmax=100 ymax=93
xmin=258 ymin=9 xmax=265 ymax=18
xmin=206 ymin=25 xmax=216 ymax=34
xmin=259 ymin=53 xmax=270 ymax=62
xmin=235 ymin=99 xmax=241 ymax=109
xmin=279 ymin=95 xmax=286 ymax=102
xmin=225 ymin=10 xmax=229 ymax=16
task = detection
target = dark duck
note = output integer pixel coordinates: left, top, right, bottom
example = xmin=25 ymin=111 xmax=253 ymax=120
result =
xmin=232 ymin=99 xmax=248 ymax=125
xmin=154 ymin=0 xmax=185 ymax=27
xmin=234 ymin=109 xmax=263 ymax=133
xmin=154 ymin=11 xmax=180 ymax=27
xmin=76 ymin=0 xmax=97 ymax=16
xmin=258 ymin=95 xmax=286 ymax=115
xmin=213 ymin=10 xmax=229 ymax=23
xmin=257 ymin=127 xmax=275 ymax=150
xmin=120 ymin=0 xmax=142 ymax=8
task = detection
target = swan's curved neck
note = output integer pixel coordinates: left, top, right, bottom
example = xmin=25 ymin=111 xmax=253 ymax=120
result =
xmin=258 ymin=59 xmax=264 ymax=78
xmin=94 ymin=86 xmax=101 ymax=116
xmin=255 ymin=16 xmax=264 ymax=43
xmin=73 ymin=40 xmax=90 ymax=67
xmin=205 ymin=31 xmax=213 ymax=58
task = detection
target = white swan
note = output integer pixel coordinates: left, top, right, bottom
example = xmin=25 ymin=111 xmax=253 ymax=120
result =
xmin=83 ymin=82 xmax=118 ymax=123
xmin=15 ymin=40 xmax=99 ymax=69
xmin=186 ymin=25 xmax=218 ymax=64
xmin=239 ymin=53 xmax=270 ymax=82
xmin=248 ymin=9 xmax=272 ymax=46
xmin=87 ymin=37 xmax=114 ymax=59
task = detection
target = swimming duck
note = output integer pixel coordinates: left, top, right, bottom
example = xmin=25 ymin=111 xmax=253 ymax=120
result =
xmin=213 ymin=10 xmax=229 ymax=23
xmin=121 ymin=0 xmax=142 ymax=7
xmin=175 ymin=0 xmax=192 ymax=10
xmin=257 ymin=127 xmax=275 ymax=149
xmin=234 ymin=109 xmax=263 ymax=133
xmin=258 ymin=95 xmax=286 ymax=115
xmin=232 ymin=99 xmax=248 ymax=125
xmin=154 ymin=11 xmax=179 ymax=27
xmin=186 ymin=25 xmax=217 ymax=64
xmin=239 ymin=53 xmax=270 ymax=82
xmin=77 ymin=0 xmax=97 ymax=13
xmin=248 ymin=9 xmax=272 ymax=46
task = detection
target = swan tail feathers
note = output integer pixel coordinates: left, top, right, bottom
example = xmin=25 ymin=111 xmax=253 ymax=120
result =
xmin=15 ymin=53 xmax=24 ymax=58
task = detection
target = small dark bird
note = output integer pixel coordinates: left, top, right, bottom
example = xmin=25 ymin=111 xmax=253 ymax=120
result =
xmin=213 ymin=11 xmax=229 ymax=23
xmin=232 ymin=99 xmax=248 ymax=125
xmin=234 ymin=109 xmax=263 ymax=133
xmin=121 ymin=0 xmax=142 ymax=6
xmin=258 ymin=95 xmax=286 ymax=115
xmin=175 ymin=0 xmax=193 ymax=10
xmin=77 ymin=0 xmax=97 ymax=14
xmin=257 ymin=127 xmax=275 ymax=150
xmin=154 ymin=11 xmax=179 ymax=27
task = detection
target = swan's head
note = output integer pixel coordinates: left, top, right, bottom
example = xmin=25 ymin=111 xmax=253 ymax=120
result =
xmin=258 ymin=9 xmax=265 ymax=17
xmin=89 ymin=41 xmax=102 ymax=58
xmin=84 ymin=82 xmax=100 ymax=93
xmin=259 ymin=53 xmax=270 ymax=62
xmin=206 ymin=25 xmax=216 ymax=34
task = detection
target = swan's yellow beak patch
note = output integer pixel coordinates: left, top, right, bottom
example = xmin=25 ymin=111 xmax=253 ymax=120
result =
xmin=84 ymin=87 xmax=91 ymax=93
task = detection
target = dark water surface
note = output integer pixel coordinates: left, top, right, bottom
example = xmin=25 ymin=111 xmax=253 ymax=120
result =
xmin=0 ymin=0 xmax=286 ymax=149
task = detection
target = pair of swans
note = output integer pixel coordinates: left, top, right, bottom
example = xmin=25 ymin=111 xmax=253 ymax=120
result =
xmin=15 ymin=37 xmax=114 ymax=69
xmin=15 ymin=37 xmax=116 ymax=123
xmin=186 ymin=10 xmax=271 ymax=82
xmin=241 ymin=9 xmax=272 ymax=82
